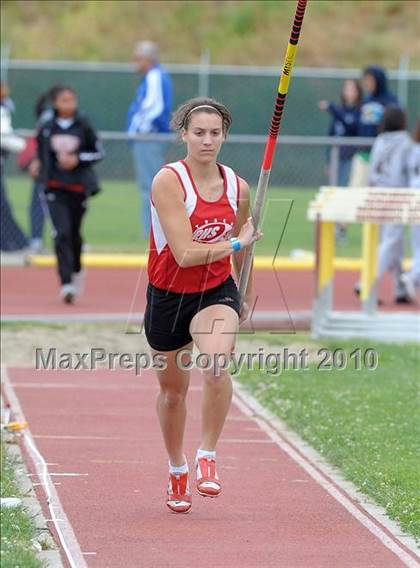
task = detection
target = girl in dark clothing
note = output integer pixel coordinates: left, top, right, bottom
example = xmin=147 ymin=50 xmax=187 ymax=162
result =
xmin=359 ymin=66 xmax=399 ymax=139
xmin=349 ymin=66 xmax=399 ymax=188
xmin=30 ymin=85 xmax=104 ymax=303
xmin=319 ymin=79 xmax=362 ymax=243
xmin=319 ymin=79 xmax=363 ymax=186
xmin=27 ymin=86 xmax=60 ymax=252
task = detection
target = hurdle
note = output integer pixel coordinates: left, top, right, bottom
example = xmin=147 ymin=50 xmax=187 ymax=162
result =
xmin=308 ymin=186 xmax=420 ymax=342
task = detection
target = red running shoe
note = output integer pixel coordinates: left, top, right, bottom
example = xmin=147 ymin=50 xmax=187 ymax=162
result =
xmin=196 ymin=457 xmax=221 ymax=497
xmin=166 ymin=472 xmax=192 ymax=513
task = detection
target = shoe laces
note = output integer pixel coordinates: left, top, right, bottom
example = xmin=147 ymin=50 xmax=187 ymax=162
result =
xmin=198 ymin=456 xmax=216 ymax=478
xmin=169 ymin=472 xmax=189 ymax=496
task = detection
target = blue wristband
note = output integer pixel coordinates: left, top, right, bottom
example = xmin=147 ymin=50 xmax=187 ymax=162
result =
xmin=230 ymin=237 xmax=241 ymax=252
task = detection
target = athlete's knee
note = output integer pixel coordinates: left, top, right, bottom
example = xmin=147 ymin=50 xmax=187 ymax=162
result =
xmin=202 ymin=364 xmax=230 ymax=388
xmin=55 ymin=228 xmax=72 ymax=245
xmin=159 ymin=388 xmax=187 ymax=410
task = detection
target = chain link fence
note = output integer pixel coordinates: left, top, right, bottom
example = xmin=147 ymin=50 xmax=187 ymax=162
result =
xmin=8 ymin=130 xmax=374 ymax=187
xmin=2 ymin=133 xmax=373 ymax=254
xmin=7 ymin=60 xmax=420 ymax=134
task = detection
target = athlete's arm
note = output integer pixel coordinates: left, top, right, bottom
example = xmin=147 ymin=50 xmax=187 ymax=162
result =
xmin=152 ymin=169 xmax=260 ymax=268
xmin=232 ymin=178 xmax=255 ymax=312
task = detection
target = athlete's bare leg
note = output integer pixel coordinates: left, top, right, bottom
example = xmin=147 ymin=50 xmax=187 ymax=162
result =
xmin=190 ymin=305 xmax=238 ymax=450
xmin=153 ymin=343 xmax=193 ymax=466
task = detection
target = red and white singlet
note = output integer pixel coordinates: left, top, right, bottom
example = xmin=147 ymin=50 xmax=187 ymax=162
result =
xmin=148 ymin=159 xmax=240 ymax=293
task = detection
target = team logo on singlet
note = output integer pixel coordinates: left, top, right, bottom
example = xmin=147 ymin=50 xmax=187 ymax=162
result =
xmin=192 ymin=218 xmax=234 ymax=243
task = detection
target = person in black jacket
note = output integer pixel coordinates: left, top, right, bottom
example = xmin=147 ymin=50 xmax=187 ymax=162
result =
xmin=27 ymin=86 xmax=59 ymax=253
xmin=29 ymin=85 xmax=104 ymax=303
xmin=349 ymin=65 xmax=398 ymax=188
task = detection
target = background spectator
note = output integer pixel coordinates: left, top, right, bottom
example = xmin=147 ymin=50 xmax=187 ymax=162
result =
xmin=318 ymin=79 xmax=362 ymax=186
xmin=368 ymin=107 xmax=412 ymax=303
xmin=349 ymin=65 xmax=398 ymax=188
xmin=30 ymin=85 xmax=104 ymax=303
xmin=0 ymin=82 xmax=28 ymax=252
xmin=319 ymin=79 xmax=362 ymax=243
xmin=126 ymin=40 xmax=173 ymax=238
xmin=29 ymin=87 xmax=57 ymax=252
xmin=401 ymin=119 xmax=420 ymax=302
xmin=18 ymin=86 xmax=60 ymax=253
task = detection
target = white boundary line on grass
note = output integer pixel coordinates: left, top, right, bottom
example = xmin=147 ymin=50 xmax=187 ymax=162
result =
xmin=1 ymin=310 xmax=311 ymax=324
xmin=2 ymin=366 xmax=88 ymax=568
xmin=232 ymin=381 xmax=420 ymax=568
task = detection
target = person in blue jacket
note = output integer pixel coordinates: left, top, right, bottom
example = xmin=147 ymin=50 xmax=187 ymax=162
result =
xmin=127 ymin=41 xmax=173 ymax=239
xmin=349 ymin=65 xmax=398 ymax=187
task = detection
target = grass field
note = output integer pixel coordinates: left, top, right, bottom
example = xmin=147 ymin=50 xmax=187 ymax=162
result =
xmin=1 ymin=441 xmax=44 ymax=567
xmin=5 ymin=176 xmax=366 ymax=257
xmin=237 ymin=333 xmax=420 ymax=541
xmin=3 ymin=1 xmax=419 ymax=68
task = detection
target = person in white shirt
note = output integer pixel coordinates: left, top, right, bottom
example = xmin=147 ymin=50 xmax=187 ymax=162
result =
xmin=401 ymin=119 xmax=420 ymax=302
xmin=0 ymin=82 xmax=28 ymax=251
xmin=368 ymin=107 xmax=412 ymax=303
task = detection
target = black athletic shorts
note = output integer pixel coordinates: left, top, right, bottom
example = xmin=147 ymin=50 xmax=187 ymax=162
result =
xmin=144 ymin=275 xmax=241 ymax=352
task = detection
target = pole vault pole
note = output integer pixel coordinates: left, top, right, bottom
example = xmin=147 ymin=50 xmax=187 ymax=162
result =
xmin=238 ymin=0 xmax=309 ymax=302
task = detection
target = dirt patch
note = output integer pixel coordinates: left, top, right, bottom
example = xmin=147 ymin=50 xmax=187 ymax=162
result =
xmin=1 ymin=323 xmax=320 ymax=369
xmin=1 ymin=323 xmax=149 ymax=368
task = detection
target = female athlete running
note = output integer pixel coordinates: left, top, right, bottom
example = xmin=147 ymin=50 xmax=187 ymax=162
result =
xmin=144 ymin=97 xmax=262 ymax=513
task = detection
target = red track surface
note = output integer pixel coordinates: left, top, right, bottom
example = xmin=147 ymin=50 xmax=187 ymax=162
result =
xmin=1 ymin=266 xmax=416 ymax=319
xmin=2 ymin=266 xmax=418 ymax=565
xmin=6 ymin=367 xmax=415 ymax=568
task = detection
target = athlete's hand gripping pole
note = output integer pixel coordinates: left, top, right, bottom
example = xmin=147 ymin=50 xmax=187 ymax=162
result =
xmin=238 ymin=0 xmax=308 ymax=304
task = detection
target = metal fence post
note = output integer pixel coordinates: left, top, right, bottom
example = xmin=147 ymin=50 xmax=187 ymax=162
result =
xmin=1 ymin=43 xmax=11 ymax=82
xmin=397 ymin=54 xmax=410 ymax=109
xmin=329 ymin=145 xmax=339 ymax=186
xmin=198 ymin=49 xmax=210 ymax=98
xmin=361 ymin=222 xmax=379 ymax=314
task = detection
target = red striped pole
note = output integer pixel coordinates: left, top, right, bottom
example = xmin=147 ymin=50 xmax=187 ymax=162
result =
xmin=239 ymin=0 xmax=308 ymax=302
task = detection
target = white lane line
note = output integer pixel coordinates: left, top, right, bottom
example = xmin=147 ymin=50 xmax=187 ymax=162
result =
xmin=49 ymin=473 xmax=89 ymax=477
xmin=11 ymin=382 xmax=199 ymax=391
xmin=33 ymin=435 xmax=125 ymax=440
xmin=1 ymin=310 xmax=311 ymax=324
xmin=2 ymin=366 xmax=88 ymax=568
xmin=1 ymin=312 xmax=138 ymax=322
xmin=28 ymin=472 xmax=88 ymax=477
xmin=27 ymin=472 xmax=88 ymax=477
xmin=232 ymin=382 xmax=420 ymax=567
xmin=90 ymin=459 xmax=142 ymax=465
xmin=218 ymin=438 xmax=274 ymax=444
xmin=11 ymin=382 xmax=158 ymax=390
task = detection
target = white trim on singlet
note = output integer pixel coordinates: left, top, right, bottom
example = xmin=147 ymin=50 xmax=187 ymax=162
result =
xmin=151 ymin=161 xmax=239 ymax=256
xmin=165 ymin=161 xmax=197 ymax=215
xmin=220 ymin=164 xmax=239 ymax=214
xmin=151 ymin=204 xmax=167 ymax=254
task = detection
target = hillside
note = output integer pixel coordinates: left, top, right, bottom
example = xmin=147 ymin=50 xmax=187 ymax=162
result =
xmin=2 ymin=0 xmax=419 ymax=69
